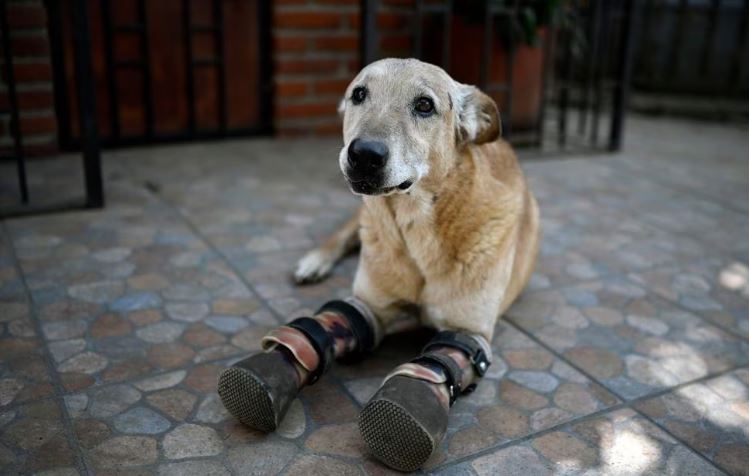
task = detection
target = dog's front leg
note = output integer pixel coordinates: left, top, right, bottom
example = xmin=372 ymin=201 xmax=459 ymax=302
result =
xmin=218 ymin=297 xmax=381 ymax=432
xmin=358 ymin=272 xmax=507 ymax=472
xmin=294 ymin=206 xmax=362 ymax=283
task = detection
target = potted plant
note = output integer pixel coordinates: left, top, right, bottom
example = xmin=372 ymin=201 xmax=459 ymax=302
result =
xmin=448 ymin=0 xmax=562 ymax=131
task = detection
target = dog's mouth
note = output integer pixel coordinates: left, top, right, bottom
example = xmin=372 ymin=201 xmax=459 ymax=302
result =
xmin=349 ymin=179 xmax=413 ymax=196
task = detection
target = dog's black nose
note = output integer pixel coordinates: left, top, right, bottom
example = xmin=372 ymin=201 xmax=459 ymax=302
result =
xmin=347 ymin=139 xmax=389 ymax=172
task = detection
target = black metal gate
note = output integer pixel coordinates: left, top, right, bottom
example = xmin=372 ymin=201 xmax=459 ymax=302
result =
xmin=1 ymin=0 xmax=103 ymax=218
xmin=361 ymin=0 xmax=640 ymax=153
xmin=48 ymin=0 xmax=272 ymax=150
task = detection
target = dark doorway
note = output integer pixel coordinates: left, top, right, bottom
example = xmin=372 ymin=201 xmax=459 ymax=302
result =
xmin=48 ymin=0 xmax=272 ymax=150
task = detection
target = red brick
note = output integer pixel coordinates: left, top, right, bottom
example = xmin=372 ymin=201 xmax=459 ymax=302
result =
xmin=314 ymin=78 xmax=350 ymax=95
xmin=275 ymin=11 xmax=342 ymax=29
xmin=276 ymin=81 xmax=308 ymax=97
xmin=277 ymin=102 xmax=337 ymax=119
xmin=10 ymin=35 xmax=50 ymax=56
xmin=20 ymin=115 xmax=56 ymax=135
xmin=314 ymin=121 xmax=342 ymax=134
xmin=7 ymin=4 xmax=47 ymax=29
xmin=276 ymin=58 xmax=340 ymax=74
xmin=275 ymin=35 xmax=307 ymax=53
xmin=381 ymin=34 xmax=411 ymax=51
xmin=12 ymin=62 xmax=52 ymax=82
xmin=378 ymin=12 xmax=411 ymax=30
xmin=314 ymin=35 xmax=358 ymax=51
xmin=314 ymin=0 xmax=358 ymax=5
xmin=0 ymin=90 xmax=55 ymax=110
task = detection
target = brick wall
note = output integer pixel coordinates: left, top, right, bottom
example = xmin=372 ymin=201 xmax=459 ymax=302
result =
xmin=272 ymin=0 xmax=416 ymax=136
xmin=0 ymin=0 xmax=57 ymax=156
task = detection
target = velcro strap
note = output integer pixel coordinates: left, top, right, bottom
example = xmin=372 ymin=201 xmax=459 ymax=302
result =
xmin=318 ymin=300 xmax=374 ymax=356
xmin=423 ymin=331 xmax=491 ymax=377
xmin=287 ymin=317 xmax=333 ymax=384
xmin=411 ymin=353 xmax=463 ymax=406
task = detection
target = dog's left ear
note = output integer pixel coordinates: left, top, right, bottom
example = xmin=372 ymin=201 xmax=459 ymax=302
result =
xmin=455 ymin=85 xmax=501 ymax=145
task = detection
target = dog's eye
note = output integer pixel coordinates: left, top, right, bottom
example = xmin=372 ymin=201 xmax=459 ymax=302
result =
xmin=352 ymin=86 xmax=367 ymax=105
xmin=414 ymin=97 xmax=435 ymax=116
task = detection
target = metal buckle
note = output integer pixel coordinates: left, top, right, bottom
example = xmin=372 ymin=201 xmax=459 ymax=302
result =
xmin=471 ymin=347 xmax=489 ymax=377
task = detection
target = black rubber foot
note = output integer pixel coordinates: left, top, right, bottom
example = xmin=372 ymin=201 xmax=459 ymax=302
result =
xmin=359 ymin=375 xmax=448 ymax=472
xmin=218 ymin=351 xmax=299 ymax=432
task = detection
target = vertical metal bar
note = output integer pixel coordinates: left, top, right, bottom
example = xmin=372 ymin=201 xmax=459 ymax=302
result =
xmin=667 ymin=0 xmax=688 ymax=83
xmin=182 ymin=0 xmax=196 ymax=134
xmin=535 ymin=4 xmax=556 ymax=147
xmin=213 ymin=0 xmax=227 ymax=134
xmin=101 ymin=0 xmax=120 ymax=139
xmin=557 ymin=5 xmax=575 ymax=147
xmin=412 ymin=0 xmax=423 ymax=58
xmin=729 ymin=0 xmax=749 ymax=91
xmin=258 ymin=0 xmax=273 ymax=133
xmin=71 ymin=0 xmax=104 ymax=208
xmin=479 ymin=2 xmax=493 ymax=90
xmin=0 ymin=1 xmax=28 ymax=203
xmin=441 ymin=0 xmax=452 ymax=69
xmin=504 ymin=2 xmax=516 ymax=138
xmin=361 ymin=0 xmax=379 ymax=65
xmin=700 ymin=0 xmax=721 ymax=77
xmin=578 ymin=0 xmax=601 ymax=136
xmin=591 ymin=0 xmax=611 ymax=146
xmin=609 ymin=0 xmax=640 ymax=151
xmin=46 ymin=0 xmax=73 ymax=150
xmin=138 ymin=0 xmax=154 ymax=137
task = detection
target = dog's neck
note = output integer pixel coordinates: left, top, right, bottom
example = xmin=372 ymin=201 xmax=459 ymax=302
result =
xmin=363 ymin=146 xmax=473 ymax=230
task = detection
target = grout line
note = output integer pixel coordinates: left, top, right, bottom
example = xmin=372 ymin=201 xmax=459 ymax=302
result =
xmin=138 ymin=181 xmax=289 ymax=328
xmin=1 ymin=221 xmax=93 ymax=476
xmin=495 ymin=315 xmax=741 ymax=475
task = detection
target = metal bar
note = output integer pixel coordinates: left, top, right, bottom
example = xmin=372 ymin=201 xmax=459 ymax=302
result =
xmin=504 ymin=0 xmax=518 ymax=138
xmin=535 ymin=3 xmax=556 ymax=148
xmin=46 ymin=0 xmax=73 ymax=150
xmin=666 ymin=0 xmax=688 ymax=82
xmin=557 ymin=6 xmax=575 ymax=147
xmin=182 ymin=0 xmax=196 ymax=134
xmin=71 ymin=0 xmax=104 ymax=208
xmin=609 ymin=0 xmax=641 ymax=151
xmin=412 ymin=0 xmax=423 ymax=58
xmin=592 ymin=0 xmax=612 ymax=146
xmin=578 ymin=0 xmax=602 ymax=136
xmin=102 ymin=0 xmax=120 ymax=139
xmin=0 ymin=1 xmax=28 ymax=203
xmin=479 ymin=1 xmax=493 ymax=90
xmin=258 ymin=0 xmax=273 ymax=133
xmin=441 ymin=0 xmax=452 ymax=69
xmin=213 ymin=0 xmax=227 ymax=135
xmin=729 ymin=0 xmax=749 ymax=91
xmin=361 ymin=0 xmax=379 ymax=65
xmin=700 ymin=0 xmax=721 ymax=77
xmin=138 ymin=0 xmax=154 ymax=138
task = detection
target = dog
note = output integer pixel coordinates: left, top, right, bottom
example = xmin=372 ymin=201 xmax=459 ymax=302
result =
xmin=294 ymin=57 xmax=540 ymax=341
xmin=218 ymin=58 xmax=540 ymax=471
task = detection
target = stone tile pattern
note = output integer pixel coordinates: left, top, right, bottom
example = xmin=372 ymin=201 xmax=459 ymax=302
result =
xmin=1 ymin=116 xmax=748 ymax=474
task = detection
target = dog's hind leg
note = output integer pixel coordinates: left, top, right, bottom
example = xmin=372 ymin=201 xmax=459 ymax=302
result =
xmin=294 ymin=206 xmax=361 ymax=284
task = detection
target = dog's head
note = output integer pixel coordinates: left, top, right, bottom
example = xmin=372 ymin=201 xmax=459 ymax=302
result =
xmin=338 ymin=58 xmax=500 ymax=196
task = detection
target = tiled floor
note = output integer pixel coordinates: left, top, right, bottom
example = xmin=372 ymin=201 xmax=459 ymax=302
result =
xmin=1 ymin=115 xmax=748 ymax=475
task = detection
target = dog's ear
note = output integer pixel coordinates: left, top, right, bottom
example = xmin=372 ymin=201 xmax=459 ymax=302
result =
xmin=455 ymin=85 xmax=501 ymax=145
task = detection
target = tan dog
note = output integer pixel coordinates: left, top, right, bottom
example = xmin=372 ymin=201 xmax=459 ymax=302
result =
xmin=294 ymin=58 xmax=540 ymax=344
xmin=217 ymin=58 xmax=541 ymax=472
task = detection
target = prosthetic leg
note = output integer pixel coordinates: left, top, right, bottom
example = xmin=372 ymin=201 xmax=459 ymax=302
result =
xmin=359 ymin=331 xmax=491 ymax=471
xmin=218 ymin=298 xmax=381 ymax=431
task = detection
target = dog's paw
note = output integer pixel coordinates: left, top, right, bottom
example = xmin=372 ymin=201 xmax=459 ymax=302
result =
xmin=294 ymin=249 xmax=334 ymax=284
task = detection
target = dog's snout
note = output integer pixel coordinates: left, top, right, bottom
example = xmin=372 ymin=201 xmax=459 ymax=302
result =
xmin=347 ymin=139 xmax=389 ymax=172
